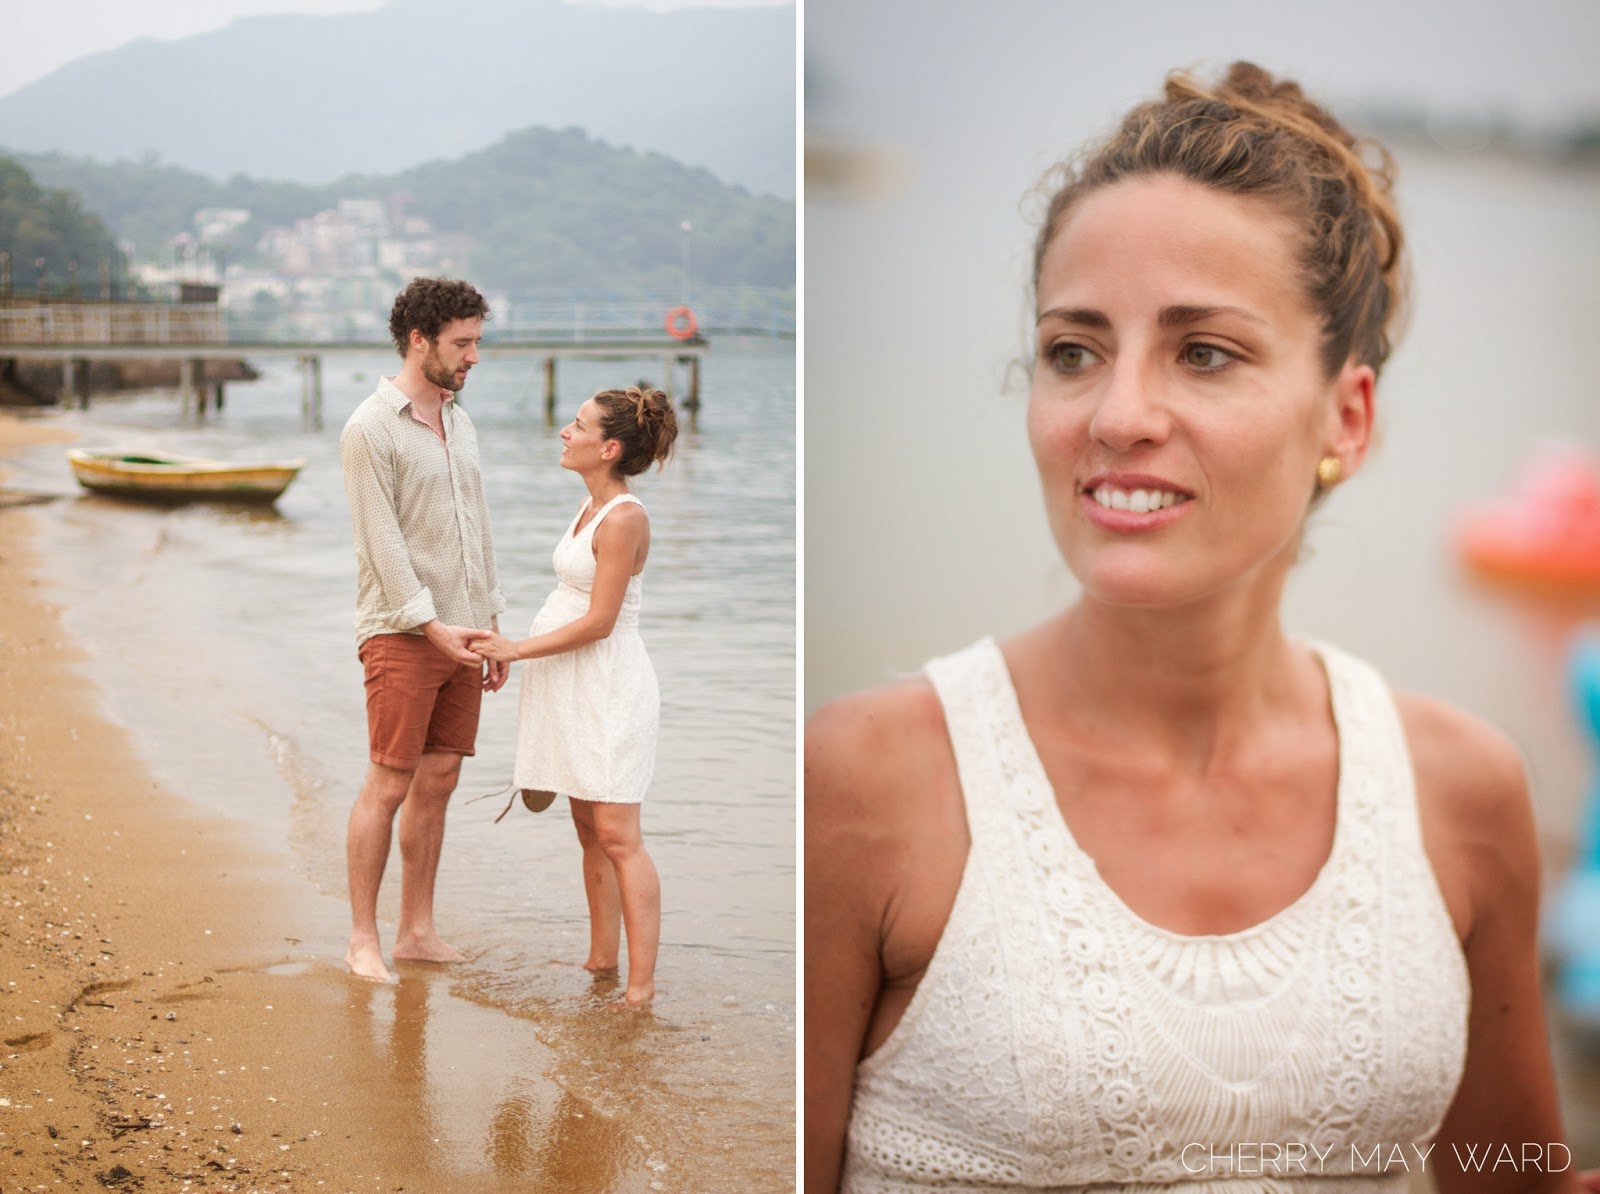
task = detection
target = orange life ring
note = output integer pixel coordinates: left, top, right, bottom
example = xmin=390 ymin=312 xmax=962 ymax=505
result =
xmin=665 ymin=305 xmax=698 ymax=340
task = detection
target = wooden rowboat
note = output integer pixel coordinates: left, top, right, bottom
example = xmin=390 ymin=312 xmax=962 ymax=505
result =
xmin=67 ymin=448 xmax=304 ymax=503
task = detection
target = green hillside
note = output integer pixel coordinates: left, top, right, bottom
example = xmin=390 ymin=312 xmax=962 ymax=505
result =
xmin=9 ymin=125 xmax=794 ymax=292
xmin=0 ymin=157 xmax=130 ymax=295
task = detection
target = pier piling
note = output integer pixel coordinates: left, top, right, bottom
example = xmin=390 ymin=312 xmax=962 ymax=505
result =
xmin=298 ymin=355 xmax=324 ymax=430
xmin=684 ymin=353 xmax=701 ymax=413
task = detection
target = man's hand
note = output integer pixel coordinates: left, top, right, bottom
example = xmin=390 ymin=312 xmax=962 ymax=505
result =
xmin=421 ymin=619 xmax=489 ymax=666
xmin=481 ymin=617 xmax=510 ymax=692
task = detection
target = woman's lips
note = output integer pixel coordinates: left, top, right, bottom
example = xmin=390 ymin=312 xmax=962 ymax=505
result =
xmin=1080 ymin=477 xmax=1193 ymax=531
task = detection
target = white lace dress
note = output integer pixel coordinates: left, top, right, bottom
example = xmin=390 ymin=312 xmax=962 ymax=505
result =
xmin=842 ymin=637 xmax=1471 ymax=1193
xmin=511 ymin=494 xmax=658 ymax=805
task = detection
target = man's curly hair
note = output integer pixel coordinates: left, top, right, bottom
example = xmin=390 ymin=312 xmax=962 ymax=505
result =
xmin=388 ymin=277 xmax=491 ymax=357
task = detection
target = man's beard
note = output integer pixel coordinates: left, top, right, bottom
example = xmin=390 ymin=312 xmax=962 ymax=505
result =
xmin=421 ymin=345 xmax=465 ymax=391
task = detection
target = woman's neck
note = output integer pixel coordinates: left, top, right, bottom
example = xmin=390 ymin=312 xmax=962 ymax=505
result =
xmin=581 ymin=470 xmax=631 ymax=509
xmin=1028 ymin=584 xmax=1317 ymax=775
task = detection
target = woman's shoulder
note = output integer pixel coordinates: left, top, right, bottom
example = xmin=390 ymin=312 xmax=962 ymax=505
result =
xmin=806 ymin=678 xmax=963 ymax=842
xmin=806 ymin=678 xmax=951 ymax=793
xmin=1394 ymin=689 xmax=1539 ymax=933
xmin=806 ymin=677 xmax=969 ymax=924
xmin=1394 ymin=690 xmax=1530 ymax=825
xmin=605 ymin=496 xmax=649 ymax=521
xmin=593 ymin=497 xmax=649 ymax=536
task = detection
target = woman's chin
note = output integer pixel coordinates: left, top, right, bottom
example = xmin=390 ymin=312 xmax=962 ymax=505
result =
xmin=1066 ymin=551 xmax=1202 ymax=610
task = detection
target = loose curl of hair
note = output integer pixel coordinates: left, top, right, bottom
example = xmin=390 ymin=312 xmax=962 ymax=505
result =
xmin=1031 ymin=61 xmax=1407 ymax=379
xmin=594 ymin=386 xmax=679 ymax=477
xmin=388 ymin=277 xmax=491 ymax=358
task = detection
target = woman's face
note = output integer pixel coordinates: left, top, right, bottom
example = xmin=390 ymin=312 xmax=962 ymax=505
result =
xmin=1027 ymin=172 xmax=1372 ymax=610
xmin=559 ymin=398 xmax=615 ymax=473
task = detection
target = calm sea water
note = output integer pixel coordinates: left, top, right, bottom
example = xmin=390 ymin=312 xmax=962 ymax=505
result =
xmin=7 ymin=340 xmax=796 ymax=1189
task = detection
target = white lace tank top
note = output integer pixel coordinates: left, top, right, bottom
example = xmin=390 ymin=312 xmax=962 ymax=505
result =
xmin=842 ymin=638 xmax=1470 ymax=1193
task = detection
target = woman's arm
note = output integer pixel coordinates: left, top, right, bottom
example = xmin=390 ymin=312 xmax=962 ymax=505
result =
xmin=1405 ymin=696 xmax=1584 ymax=1194
xmin=472 ymin=505 xmax=648 ymax=663
xmin=805 ymin=680 xmax=967 ymax=1193
xmin=805 ymin=695 xmax=893 ymax=1193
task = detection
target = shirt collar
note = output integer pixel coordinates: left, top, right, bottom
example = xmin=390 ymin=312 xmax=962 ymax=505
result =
xmin=377 ymin=375 xmax=457 ymax=415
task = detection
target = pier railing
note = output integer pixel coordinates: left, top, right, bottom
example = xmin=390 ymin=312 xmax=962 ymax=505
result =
xmin=0 ymin=287 xmax=789 ymax=421
xmin=0 ymin=286 xmax=794 ymax=348
xmin=0 ymin=290 xmax=758 ymax=422
xmin=0 ymin=299 xmax=226 ymax=345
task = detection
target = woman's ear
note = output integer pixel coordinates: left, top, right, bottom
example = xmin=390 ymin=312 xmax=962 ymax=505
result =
xmin=1324 ymin=359 xmax=1376 ymax=477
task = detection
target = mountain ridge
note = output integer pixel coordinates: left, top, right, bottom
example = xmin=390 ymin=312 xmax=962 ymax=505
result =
xmin=0 ymin=0 xmax=795 ymax=199
xmin=9 ymin=122 xmax=794 ymax=292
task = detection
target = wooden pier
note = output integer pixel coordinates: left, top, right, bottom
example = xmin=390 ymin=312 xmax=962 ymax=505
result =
xmin=0 ymin=297 xmax=709 ymax=426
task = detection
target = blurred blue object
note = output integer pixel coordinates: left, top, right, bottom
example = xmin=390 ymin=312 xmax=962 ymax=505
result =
xmin=1550 ymin=627 xmax=1600 ymax=1027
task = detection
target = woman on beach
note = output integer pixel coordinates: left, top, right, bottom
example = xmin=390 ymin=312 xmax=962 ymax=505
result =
xmin=806 ymin=62 xmax=1594 ymax=1192
xmin=472 ymin=385 xmax=677 ymax=1007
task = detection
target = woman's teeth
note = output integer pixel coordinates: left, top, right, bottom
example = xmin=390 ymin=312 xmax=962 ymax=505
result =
xmin=1092 ymin=486 xmax=1186 ymax=514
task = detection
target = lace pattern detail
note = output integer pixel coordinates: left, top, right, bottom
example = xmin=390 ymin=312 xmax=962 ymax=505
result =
xmin=842 ymin=638 xmax=1470 ymax=1192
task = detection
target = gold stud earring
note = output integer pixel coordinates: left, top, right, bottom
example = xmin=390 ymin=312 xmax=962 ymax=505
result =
xmin=1316 ymin=456 xmax=1343 ymax=488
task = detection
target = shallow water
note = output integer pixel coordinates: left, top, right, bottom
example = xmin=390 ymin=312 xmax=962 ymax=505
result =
xmin=7 ymin=340 xmax=796 ymax=1190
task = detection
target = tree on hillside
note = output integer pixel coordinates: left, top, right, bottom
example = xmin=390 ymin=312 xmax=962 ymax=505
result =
xmin=0 ymin=157 xmax=130 ymax=296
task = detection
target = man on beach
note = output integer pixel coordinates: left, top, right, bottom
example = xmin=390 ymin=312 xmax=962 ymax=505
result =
xmin=338 ymin=277 xmax=507 ymax=982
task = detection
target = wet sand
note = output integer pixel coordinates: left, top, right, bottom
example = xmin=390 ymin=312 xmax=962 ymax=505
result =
xmin=0 ymin=412 xmax=677 ymax=1192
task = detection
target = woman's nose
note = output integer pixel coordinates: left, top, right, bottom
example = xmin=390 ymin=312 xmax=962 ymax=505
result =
xmin=1088 ymin=359 xmax=1170 ymax=452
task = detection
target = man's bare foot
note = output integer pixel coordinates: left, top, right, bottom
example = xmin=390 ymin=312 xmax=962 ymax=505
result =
xmin=345 ymin=939 xmax=394 ymax=983
xmin=583 ymin=958 xmax=619 ymax=975
xmin=392 ymin=933 xmax=464 ymax=963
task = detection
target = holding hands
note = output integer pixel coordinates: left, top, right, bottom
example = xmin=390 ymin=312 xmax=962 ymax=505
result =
xmin=421 ymin=619 xmax=510 ymax=691
xmin=470 ymin=632 xmax=523 ymax=665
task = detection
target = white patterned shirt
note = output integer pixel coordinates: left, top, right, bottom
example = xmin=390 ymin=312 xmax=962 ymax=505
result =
xmin=340 ymin=377 xmax=505 ymax=647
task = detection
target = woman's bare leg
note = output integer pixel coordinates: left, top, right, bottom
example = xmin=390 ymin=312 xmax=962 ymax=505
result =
xmin=568 ymin=797 xmax=622 ymax=971
xmin=582 ymin=799 xmax=660 ymax=1005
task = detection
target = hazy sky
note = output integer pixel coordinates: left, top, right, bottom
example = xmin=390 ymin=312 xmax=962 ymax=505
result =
xmin=0 ymin=0 xmax=792 ymax=99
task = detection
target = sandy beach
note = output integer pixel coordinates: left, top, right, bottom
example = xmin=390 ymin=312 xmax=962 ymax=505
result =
xmin=0 ymin=411 xmax=699 ymax=1193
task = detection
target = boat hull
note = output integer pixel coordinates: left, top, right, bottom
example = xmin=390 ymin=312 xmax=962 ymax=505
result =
xmin=67 ymin=450 xmax=304 ymax=504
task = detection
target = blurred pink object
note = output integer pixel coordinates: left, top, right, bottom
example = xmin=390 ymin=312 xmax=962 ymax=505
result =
xmin=1455 ymin=444 xmax=1600 ymax=588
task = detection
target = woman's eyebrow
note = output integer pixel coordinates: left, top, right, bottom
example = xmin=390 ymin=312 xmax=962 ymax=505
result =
xmin=1036 ymin=306 xmax=1110 ymax=328
xmin=1158 ymin=304 xmax=1266 ymax=327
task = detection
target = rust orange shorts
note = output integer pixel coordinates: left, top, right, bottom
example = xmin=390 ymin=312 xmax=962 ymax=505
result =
xmin=358 ymin=633 xmax=483 ymax=770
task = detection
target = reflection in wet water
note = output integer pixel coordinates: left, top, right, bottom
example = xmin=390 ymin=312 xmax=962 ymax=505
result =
xmin=328 ymin=970 xmax=730 ymax=1192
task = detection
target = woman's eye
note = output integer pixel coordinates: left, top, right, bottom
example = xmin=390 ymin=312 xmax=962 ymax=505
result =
xmin=1182 ymin=343 xmax=1235 ymax=370
xmin=1048 ymin=342 xmax=1101 ymax=371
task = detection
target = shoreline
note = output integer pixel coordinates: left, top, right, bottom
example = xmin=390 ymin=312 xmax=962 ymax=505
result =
xmin=0 ymin=412 xmax=579 ymax=1192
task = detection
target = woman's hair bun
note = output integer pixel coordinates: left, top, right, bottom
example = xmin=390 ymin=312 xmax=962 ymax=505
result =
xmin=596 ymin=385 xmax=680 ymax=475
